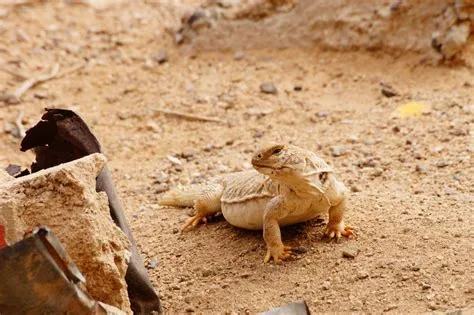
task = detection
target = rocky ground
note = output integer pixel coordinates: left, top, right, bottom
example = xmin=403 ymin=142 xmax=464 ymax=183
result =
xmin=0 ymin=1 xmax=473 ymax=314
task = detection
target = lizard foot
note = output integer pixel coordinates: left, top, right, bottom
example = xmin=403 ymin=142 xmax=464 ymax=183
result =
xmin=324 ymin=221 xmax=353 ymax=241
xmin=264 ymin=245 xmax=292 ymax=264
xmin=181 ymin=214 xmax=208 ymax=231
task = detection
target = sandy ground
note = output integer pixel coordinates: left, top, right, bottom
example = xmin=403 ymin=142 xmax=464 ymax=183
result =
xmin=0 ymin=1 xmax=473 ymax=314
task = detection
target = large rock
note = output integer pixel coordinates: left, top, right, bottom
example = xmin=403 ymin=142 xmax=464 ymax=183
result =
xmin=0 ymin=153 xmax=132 ymax=313
xmin=0 ymin=170 xmax=12 ymax=184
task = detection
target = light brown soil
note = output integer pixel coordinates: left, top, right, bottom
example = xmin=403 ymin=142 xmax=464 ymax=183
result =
xmin=0 ymin=1 xmax=473 ymax=314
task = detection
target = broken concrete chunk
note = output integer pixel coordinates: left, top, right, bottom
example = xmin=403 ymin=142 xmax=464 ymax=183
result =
xmin=0 ymin=153 xmax=132 ymax=312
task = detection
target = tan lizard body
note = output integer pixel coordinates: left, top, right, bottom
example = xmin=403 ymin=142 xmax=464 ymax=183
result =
xmin=158 ymin=144 xmax=352 ymax=263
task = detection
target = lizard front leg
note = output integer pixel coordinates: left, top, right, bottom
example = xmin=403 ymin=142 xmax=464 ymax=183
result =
xmin=324 ymin=198 xmax=353 ymax=240
xmin=182 ymin=184 xmax=224 ymax=231
xmin=263 ymin=195 xmax=292 ymax=264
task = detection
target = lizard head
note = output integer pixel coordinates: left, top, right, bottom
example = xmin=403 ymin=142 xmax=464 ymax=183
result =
xmin=252 ymin=143 xmax=335 ymax=196
xmin=251 ymin=144 xmax=306 ymax=179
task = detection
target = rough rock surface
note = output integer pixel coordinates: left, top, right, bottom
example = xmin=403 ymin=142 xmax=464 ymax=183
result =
xmin=0 ymin=153 xmax=132 ymax=312
xmin=0 ymin=169 xmax=12 ymax=184
xmin=181 ymin=0 xmax=473 ymax=60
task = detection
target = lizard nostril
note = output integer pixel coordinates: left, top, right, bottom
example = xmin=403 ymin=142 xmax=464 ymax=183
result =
xmin=256 ymin=153 xmax=263 ymax=159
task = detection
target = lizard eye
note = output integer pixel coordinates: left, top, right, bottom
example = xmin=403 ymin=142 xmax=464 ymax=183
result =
xmin=272 ymin=148 xmax=282 ymax=155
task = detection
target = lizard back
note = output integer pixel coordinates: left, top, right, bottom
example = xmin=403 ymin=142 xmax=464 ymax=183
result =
xmin=219 ymin=170 xmax=279 ymax=204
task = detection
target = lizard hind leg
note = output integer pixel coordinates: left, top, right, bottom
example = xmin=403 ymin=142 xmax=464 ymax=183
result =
xmin=181 ymin=184 xmax=223 ymax=231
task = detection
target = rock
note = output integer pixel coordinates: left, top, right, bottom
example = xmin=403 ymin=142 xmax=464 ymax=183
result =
xmin=0 ymin=154 xmax=132 ymax=312
xmin=383 ymin=304 xmax=398 ymax=312
xmin=342 ymin=245 xmax=360 ymax=259
xmin=153 ymin=50 xmax=168 ymax=64
xmin=155 ymin=183 xmax=170 ymax=193
xmin=356 ymin=270 xmax=369 ymax=280
xmin=173 ymin=227 xmax=179 ymax=234
xmin=371 ymin=167 xmax=384 ymax=177
xmin=350 ymin=185 xmax=362 ymax=193
xmin=421 ymin=282 xmax=431 ymax=290
xmin=416 ymin=164 xmax=429 ymax=174
xmin=450 ymin=128 xmax=467 ymax=136
xmin=0 ymin=169 xmax=12 ymax=183
xmin=201 ymin=268 xmax=213 ymax=277
xmin=260 ymin=81 xmax=278 ymax=94
xmin=435 ymin=161 xmax=449 ymax=168
xmin=380 ymin=82 xmax=398 ymax=97
xmin=437 ymin=22 xmax=471 ymax=59
xmin=233 ymin=50 xmax=245 ymax=60
xmin=322 ymin=281 xmax=331 ymax=290
xmin=148 ymin=257 xmax=159 ymax=269
xmin=167 ymin=155 xmax=182 ymax=165
xmin=240 ymin=272 xmax=251 ymax=278
xmin=331 ymin=146 xmax=347 ymax=157
xmin=253 ymin=130 xmax=264 ymax=138
xmin=293 ymin=85 xmax=303 ymax=91
xmin=292 ymin=246 xmax=309 ymax=254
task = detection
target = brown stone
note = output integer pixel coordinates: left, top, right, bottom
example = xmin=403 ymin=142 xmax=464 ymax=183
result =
xmin=0 ymin=153 xmax=132 ymax=312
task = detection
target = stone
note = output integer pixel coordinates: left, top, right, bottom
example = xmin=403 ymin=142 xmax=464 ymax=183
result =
xmin=153 ymin=50 xmax=168 ymax=64
xmin=260 ymin=81 xmax=278 ymax=94
xmin=342 ymin=245 xmax=360 ymax=259
xmin=0 ymin=169 xmax=12 ymax=184
xmin=148 ymin=257 xmax=159 ymax=269
xmin=331 ymin=146 xmax=347 ymax=157
xmin=416 ymin=164 xmax=429 ymax=174
xmin=322 ymin=281 xmax=331 ymax=290
xmin=0 ymin=154 xmax=132 ymax=312
xmin=233 ymin=50 xmax=245 ymax=60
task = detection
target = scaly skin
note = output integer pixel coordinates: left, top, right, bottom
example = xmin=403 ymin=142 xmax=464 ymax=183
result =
xmin=158 ymin=144 xmax=353 ymax=263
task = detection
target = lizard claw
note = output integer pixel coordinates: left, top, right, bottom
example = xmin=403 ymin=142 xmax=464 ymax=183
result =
xmin=264 ymin=245 xmax=292 ymax=264
xmin=324 ymin=222 xmax=354 ymax=241
xmin=181 ymin=215 xmax=207 ymax=231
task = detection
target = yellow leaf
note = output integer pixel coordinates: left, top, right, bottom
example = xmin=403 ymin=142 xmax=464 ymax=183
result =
xmin=394 ymin=102 xmax=427 ymax=117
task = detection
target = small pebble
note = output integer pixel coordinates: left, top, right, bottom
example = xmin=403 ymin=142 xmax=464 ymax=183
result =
xmin=322 ymin=281 xmax=331 ymax=290
xmin=260 ymin=81 xmax=278 ymax=94
xmin=331 ymin=146 xmax=347 ymax=157
xmin=173 ymin=227 xmax=179 ymax=234
xmin=148 ymin=257 xmax=158 ymax=269
xmin=167 ymin=155 xmax=182 ymax=165
xmin=415 ymin=164 xmax=429 ymax=174
xmin=371 ymin=167 xmax=384 ymax=177
xmin=380 ymin=82 xmax=398 ymax=97
xmin=240 ymin=272 xmax=251 ymax=279
xmin=233 ymin=50 xmax=245 ymax=60
xmin=153 ymin=50 xmax=169 ymax=64
xmin=383 ymin=304 xmax=398 ymax=312
xmin=293 ymin=246 xmax=309 ymax=254
xmin=155 ymin=183 xmax=170 ymax=193
xmin=342 ymin=245 xmax=360 ymax=259
xmin=421 ymin=282 xmax=431 ymax=290
xmin=201 ymin=268 xmax=213 ymax=277
xmin=350 ymin=185 xmax=362 ymax=193
xmin=356 ymin=271 xmax=369 ymax=280
xmin=436 ymin=161 xmax=449 ymax=168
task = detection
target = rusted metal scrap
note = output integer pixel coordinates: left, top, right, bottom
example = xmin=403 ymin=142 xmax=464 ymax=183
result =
xmin=18 ymin=108 xmax=161 ymax=314
xmin=0 ymin=226 xmax=124 ymax=315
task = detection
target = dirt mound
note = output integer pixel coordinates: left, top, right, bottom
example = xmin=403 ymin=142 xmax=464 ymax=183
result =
xmin=178 ymin=0 xmax=473 ymax=62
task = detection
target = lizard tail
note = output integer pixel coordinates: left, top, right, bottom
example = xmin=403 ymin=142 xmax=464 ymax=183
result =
xmin=157 ymin=184 xmax=207 ymax=207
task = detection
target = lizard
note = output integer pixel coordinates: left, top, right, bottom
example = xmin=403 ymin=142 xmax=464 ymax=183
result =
xmin=158 ymin=143 xmax=353 ymax=263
